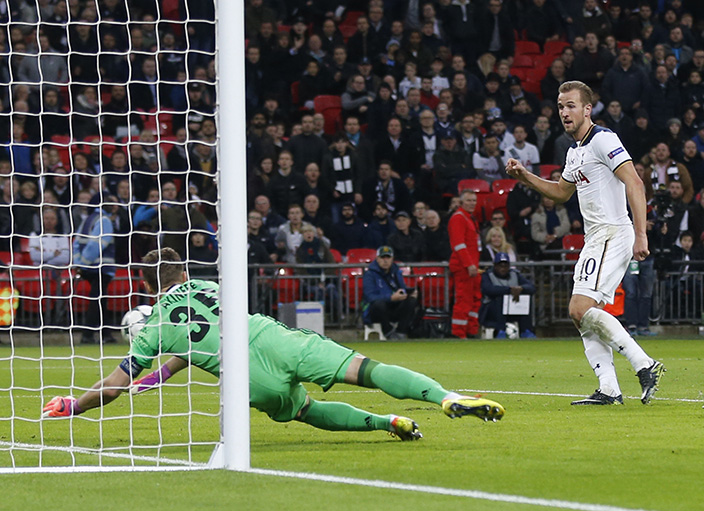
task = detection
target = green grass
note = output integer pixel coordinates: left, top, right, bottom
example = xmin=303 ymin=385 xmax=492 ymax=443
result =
xmin=1 ymin=338 xmax=703 ymax=511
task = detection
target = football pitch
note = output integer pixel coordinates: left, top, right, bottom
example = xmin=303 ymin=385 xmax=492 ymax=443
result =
xmin=1 ymin=337 xmax=703 ymax=511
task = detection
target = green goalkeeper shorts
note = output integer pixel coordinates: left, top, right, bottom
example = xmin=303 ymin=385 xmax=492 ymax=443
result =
xmin=248 ymin=323 xmax=357 ymax=422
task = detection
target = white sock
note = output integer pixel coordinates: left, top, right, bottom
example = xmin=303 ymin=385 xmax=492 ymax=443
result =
xmin=579 ymin=327 xmax=621 ymax=397
xmin=580 ymin=308 xmax=653 ymax=372
xmin=442 ymin=392 xmax=463 ymax=401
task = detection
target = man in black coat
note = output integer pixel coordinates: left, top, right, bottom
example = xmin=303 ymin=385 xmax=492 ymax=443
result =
xmin=361 ymin=161 xmax=412 ymax=222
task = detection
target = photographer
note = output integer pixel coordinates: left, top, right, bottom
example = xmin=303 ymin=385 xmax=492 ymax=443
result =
xmin=648 ymin=143 xmax=695 ymax=205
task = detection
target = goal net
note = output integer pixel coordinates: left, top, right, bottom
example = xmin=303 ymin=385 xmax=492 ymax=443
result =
xmin=0 ymin=0 xmax=239 ymax=472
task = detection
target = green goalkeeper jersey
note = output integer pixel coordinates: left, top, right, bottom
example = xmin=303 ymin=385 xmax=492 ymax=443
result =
xmin=130 ymin=279 xmax=221 ymax=376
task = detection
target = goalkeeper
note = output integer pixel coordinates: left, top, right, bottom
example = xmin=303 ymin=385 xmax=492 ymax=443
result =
xmin=43 ymin=248 xmax=504 ymax=440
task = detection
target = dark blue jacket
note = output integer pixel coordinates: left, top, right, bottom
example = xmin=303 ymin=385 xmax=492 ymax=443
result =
xmin=361 ymin=260 xmax=407 ymax=323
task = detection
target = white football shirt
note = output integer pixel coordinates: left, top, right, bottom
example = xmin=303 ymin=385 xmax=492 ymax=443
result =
xmin=561 ymin=125 xmax=632 ymax=235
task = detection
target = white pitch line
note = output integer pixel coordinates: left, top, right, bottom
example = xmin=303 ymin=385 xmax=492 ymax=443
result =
xmin=248 ymin=468 xmax=656 ymax=511
xmin=0 ymin=440 xmax=206 ymax=468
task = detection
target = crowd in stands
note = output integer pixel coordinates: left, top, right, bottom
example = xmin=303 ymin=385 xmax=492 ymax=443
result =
xmin=0 ymin=0 xmax=218 ymax=272
xmin=246 ymin=0 xmax=704 ymax=275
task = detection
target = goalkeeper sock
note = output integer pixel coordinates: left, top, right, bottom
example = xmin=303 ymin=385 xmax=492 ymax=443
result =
xmin=366 ymin=363 xmax=449 ymax=404
xmin=579 ymin=327 xmax=621 ymax=397
xmin=299 ymin=399 xmax=391 ymax=432
xmin=580 ymin=308 xmax=653 ymax=372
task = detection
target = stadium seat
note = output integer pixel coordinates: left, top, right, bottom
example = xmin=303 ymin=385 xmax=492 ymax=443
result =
xmin=512 ymin=54 xmax=534 ymax=67
xmin=329 ymin=248 xmax=343 ymax=263
xmin=346 ymin=248 xmax=377 ymax=264
xmin=313 ymin=95 xmax=342 ymax=134
xmin=509 ymin=68 xmax=529 ymax=81
xmin=526 ymin=67 xmax=548 ymax=82
xmin=106 ymin=268 xmax=139 ymax=313
xmin=339 ymin=25 xmax=357 ymax=42
xmin=415 ymin=266 xmax=453 ymax=309
xmin=476 ymin=192 xmax=508 ymax=224
xmin=544 ymin=40 xmax=570 ymax=56
xmin=290 ymin=81 xmax=300 ymax=107
xmin=491 ymin=179 xmax=518 ymax=195
xmin=539 ymin=164 xmax=562 ymax=179
xmin=13 ymin=269 xmax=57 ymax=313
xmin=533 ymin=54 xmax=556 ymax=70
xmin=562 ymin=234 xmax=585 ymax=261
xmin=272 ymin=267 xmax=300 ymax=304
xmin=515 ymin=41 xmax=541 ymax=56
xmin=458 ymin=179 xmax=490 ymax=193
xmin=341 ymin=266 xmax=364 ymax=311
xmin=340 ymin=10 xmax=363 ymax=27
xmin=522 ymin=79 xmax=542 ymax=99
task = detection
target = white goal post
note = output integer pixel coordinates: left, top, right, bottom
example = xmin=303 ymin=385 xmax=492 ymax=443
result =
xmin=0 ymin=0 xmax=249 ymax=473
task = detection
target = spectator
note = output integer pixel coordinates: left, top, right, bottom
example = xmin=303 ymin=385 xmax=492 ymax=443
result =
xmin=472 ymin=133 xmax=510 ymax=184
xmin=130 ymin=57 xmax=170 ymax=111
xmin=681 ymin=140 xmax=704 ymax=194
xmin=341 ymin=74 xmax=376 ymax=123
xmin=433 ymin=133 xmax=474 ymax=195
xmin=480 ymin=225 xmax=517 ymax=264
xmin=153 ymin=181 xmax=208 ymax=259
xmin=361 ymin=161 xmax=412 ymax=221
xmin=247 ymin=209 xmax=277 ymax=262
xmin=422 ymin=209 xmax=450 ymax=262
xmin=479 ymin=252 xmax=536 ymax=338
xmin=506 ymin=181 xmax=541 ymax=256
xmin=366 ymin=83 xmax=396 ymax=142
xmin=630 ymin=109 xmax=659 ymax=163
xmin=18 ymin=34 xmax=69 ymax=88
xmin=530 ymin=195 xmax=571 ymax=256
xmin=419 ymin=76 xmax=440 ymax=110
xmin=302 ymin=193 xmax=333 ymax=242
xmin=298 ymin=59 xmax=330 ymax=110
xmin=132 ymin=186 xmax=160 ymax=229
xmin=528 ymin=115 xmax=557 ymax=165
xmin=669 ymin=230 xmax=704 ymax=320
xmin=347 ymin=15 xmax=381 ymax=64
xmin=663 ymin=118 xmax=686 ymax=153
xmin=101 ymin=84 xmax=143 ymax=139
xmin=524 ymin=0 xmax=562 ymax=49
xmin=288 ymin=114 xmax=328 ymax=174
xmin=301 ymin=162 xmax=332 ymax=214
xmin=330 ymin=202 xmax=367 ymax=255
xmin=541 ymin=58 xmax=568 ymax=104
xmin=254 ymin=194 xmax=285 ymax=239
xmin=643 ymin=64 xmax=681 ymax=132
xmin=12 ymin=180 xmax=40 ymax=241
xmin=275 ymin=203 xmax=312 ymax=264
xmin=319 ymin=19 xmax=345 ymax=56
xmin=361 ymin=245 xmax=418 ymax=340
xmin=399 ymin=61 xmax=422 ymax=99
xmin=68 ymin=22 xmax=99 ymax=84
xmin=679 ymin=48 xmax=704 ymax=85
xmin=73 ymin=193 xmax=116 ymax=344
xmin=506 ymin=124 xmax=540 ymax=175
xmin=322 ymin=133 xmax=363 ymax=223
xmin=365 ymin=200 xmax=397 ymax=248
xmin=600 ymin=100 xmax=636 ymax=152
xmin=403 ymin=29 xmax=433 ymax=75
xmin=411 ymin=201 xmax=428 ymax=231
xmin=374 ymin=114 xmax=424 ymax=176
xmin=480 ymin=0 xmax=515 ymax=61
xmin=28 ymin=207 xmax=70 ymax=267
xmin=267 ymin=150 xmax=308 ymax=214
xmin=573 ymin=32 xmax=615 ymax=90
xmin=580 ymin=0 xmax=611 ymax=41
xmin=295 ymin=224 xmax=339 ymax=316
xmin=681 ymin=70 xmax=704 ymax=112
xmin=663 ymin=25 xmax=693 ymax=67
xmin=441 ymin=0 xmax=482 ymax=63
xmin=327 ymin=45 xmax=356 ymax=95
xmin=601 ymin=47 xmax=648 ymax=116
xmin=687 ymin=191 xmax=704 ymax=246
xmin=187 ymin=231 xmax=218 ymax=278
xmin=387 ymin=210 xmax=425 ymax=263
xmin=648 ymin=142 xmax=694 ymax=204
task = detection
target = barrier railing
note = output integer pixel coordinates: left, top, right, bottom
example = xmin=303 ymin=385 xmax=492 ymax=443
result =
xmin=249 ymin=261 xmax=704 ymax=329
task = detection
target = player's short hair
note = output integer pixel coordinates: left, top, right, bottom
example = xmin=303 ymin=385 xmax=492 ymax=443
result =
xmin=141 ymin=248 xmax=185 ymax=292
xmin=558 ymin=81 xmax=594 ymax=107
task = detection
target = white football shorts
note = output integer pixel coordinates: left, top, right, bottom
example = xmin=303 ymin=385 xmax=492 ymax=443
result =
xmin=572 ymin=224 xmax=634 ymax=305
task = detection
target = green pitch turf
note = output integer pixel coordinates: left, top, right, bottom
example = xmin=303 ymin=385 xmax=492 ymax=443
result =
xmin=1 ymin=338 xmax=703 ymax=511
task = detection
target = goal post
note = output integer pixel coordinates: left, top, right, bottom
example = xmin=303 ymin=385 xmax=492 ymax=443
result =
xmin=0 ymin=0 xmax=249 ymax=473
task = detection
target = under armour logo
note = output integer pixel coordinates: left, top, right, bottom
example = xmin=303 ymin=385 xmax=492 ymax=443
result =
xmin=618 ymin=346 xmax=625 ymax=353
xmin=594 ymin=364 xmax=601 ymax=369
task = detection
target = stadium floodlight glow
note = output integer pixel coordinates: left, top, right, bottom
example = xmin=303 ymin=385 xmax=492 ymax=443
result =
xmin=0 ymin=0 xmax=247 ymax=473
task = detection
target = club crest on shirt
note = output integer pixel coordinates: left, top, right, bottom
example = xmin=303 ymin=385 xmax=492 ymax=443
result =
xmin=607 ymin=147 xmax=624 ymax=159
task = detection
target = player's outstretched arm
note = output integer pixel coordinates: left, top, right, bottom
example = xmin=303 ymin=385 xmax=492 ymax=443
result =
xmin=506 ymin=158 xmax=575 ymax=203
xmin=42 ymin=365 xmax=131 ymax=418
xmin=130 ymin=356 xmax=188 ymax=395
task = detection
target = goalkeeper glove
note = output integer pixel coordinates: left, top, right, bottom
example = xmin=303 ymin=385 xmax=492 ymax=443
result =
xmin=42 ymin=396 xmax=82 ymax=418
xmin=129 ymin=364 xmax=173 ymax=395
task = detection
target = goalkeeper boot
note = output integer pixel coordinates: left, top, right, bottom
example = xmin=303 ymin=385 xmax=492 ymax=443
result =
xmin=637 ymin=361 xmax=665 ymax=404
xmin=571 ymin=390 xmax=623 ymax=405
xmin=389 ymin=416 xmax=423 ymax=441
xmin=442 ymin=396 xmax=505 ymax=421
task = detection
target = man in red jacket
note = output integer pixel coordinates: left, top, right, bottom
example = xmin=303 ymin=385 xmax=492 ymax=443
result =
xmin=448 ymin=189 xmax=482 ymax=338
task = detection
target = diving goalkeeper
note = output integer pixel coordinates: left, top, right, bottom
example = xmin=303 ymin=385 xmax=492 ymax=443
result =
xmin=42 ymin=248 xmax=505 ymax=440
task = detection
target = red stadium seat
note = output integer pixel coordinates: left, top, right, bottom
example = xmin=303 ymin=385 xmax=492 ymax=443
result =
xmin=512 ymin=54 xmax=534 ymax=67
xmin=329 ymin=248 xmax=343 ymax=263
xmin=339 ymin=25 xmax=357 ymax=42
xmin=562 ymin=234 xmax=585 ymax=261
xmin=340 ymin=10 xmax=363 ymax=27
xmin=515 ymin=41 xmax=541 ymax=56
xmin=346 ymin=248 xmax=377 ymax=264
xmin=290 ymin=80 xmax=300 ymax=107
xmin=533 ymin=54 xmax=557 ymax=70
xmin=106 ymin=268 xmax=139 ymax=313
xmin=313 ymin=95 xmax=342 ymax=134
xmin=509 ymin=68 xmax=529 ymax=81
xmin=491 ymin=179 xmax=518 ymax=195
xmin=522 ymin=79 xmax=542 ymax=99
xmin=458 ymin=179 xmax=490 ymax=193
xmin=415 ymin=266 xmax=453 ymax=309
xmin=526 ymin=67 xmax=548 ymax=82
xmin=272 ymin=267 xmax=300 ymax=304
xmin=341 ymin=267 xmax=364 ymax=311
xmin=544 ymin=40 xmax=571 ymax=56
xmin=539 ymin=164 xmax=562 ymax=179
xmin=13 ymin=269 xmax=58 ymax=313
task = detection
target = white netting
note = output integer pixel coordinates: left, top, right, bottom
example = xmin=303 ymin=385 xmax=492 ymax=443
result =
xmin=0 ymin=0 xmax=221 ymax=471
